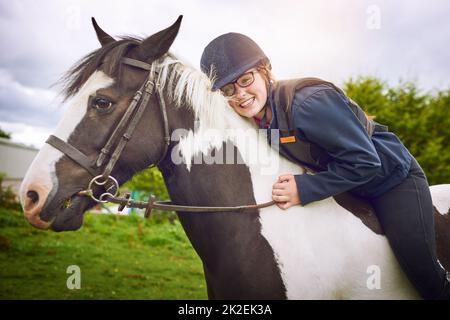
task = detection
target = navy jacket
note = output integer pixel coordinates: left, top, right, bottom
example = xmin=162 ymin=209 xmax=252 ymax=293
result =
xmin=262 ymin=83 xmax=413 ymax=206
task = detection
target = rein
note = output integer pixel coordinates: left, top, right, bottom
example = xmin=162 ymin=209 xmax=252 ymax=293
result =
xmin=47 ymin=57 xmax=275 ymax=218
xmin=80 ymin=190 xmax=275 ymax=218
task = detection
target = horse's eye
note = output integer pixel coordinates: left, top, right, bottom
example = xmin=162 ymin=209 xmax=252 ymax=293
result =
xmin=90 ymin=96 xmax=114 ymax=114
xmin=93 ymin=98 xmax=112 ymax=110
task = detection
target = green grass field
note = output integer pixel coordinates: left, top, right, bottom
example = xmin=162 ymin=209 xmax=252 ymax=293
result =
xmin=0 ymin=208 xmax=207 ymax=299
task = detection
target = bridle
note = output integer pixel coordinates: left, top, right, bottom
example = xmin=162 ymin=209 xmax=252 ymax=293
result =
xmin=47 ymin=57 xmax=170 ymax=202
xmin=46 ymin=56 xmax=274 ymax=217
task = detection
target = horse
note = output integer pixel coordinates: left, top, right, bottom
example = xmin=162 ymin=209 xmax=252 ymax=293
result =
xmin=19 ymin=16 xmax=450 ymax=299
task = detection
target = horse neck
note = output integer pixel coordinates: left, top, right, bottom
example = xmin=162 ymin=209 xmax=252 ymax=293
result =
xmin=158 ymin=100 xmax=267 ymax=259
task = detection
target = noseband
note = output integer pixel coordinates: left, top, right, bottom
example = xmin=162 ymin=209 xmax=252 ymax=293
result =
xmin=46 ymin=57 xmax=170 ymax=202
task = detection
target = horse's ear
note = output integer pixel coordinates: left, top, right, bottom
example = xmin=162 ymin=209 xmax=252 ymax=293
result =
xmin=138 ymin=15 xmax=182 ymax=62
xmin=91 ymin=17 xmax=115 ymax=46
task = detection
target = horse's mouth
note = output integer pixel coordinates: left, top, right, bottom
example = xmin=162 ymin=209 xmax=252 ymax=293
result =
xmin=45 ymin=216 xmax=57 ymax=228
xmin=61 ymin=195 xmax=75 ymax=210
xmin=42 ymin=192 xmax=92 ymax=232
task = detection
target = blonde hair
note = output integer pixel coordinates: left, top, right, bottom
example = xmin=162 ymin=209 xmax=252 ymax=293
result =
xmin=256 ymin=61 xmax=276 ymax=91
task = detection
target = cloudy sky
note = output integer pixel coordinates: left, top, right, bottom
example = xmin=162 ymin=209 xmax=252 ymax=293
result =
xmin=1 ymin=0 xmax=449 ymax=148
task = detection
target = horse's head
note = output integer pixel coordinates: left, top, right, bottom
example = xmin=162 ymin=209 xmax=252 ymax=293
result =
xmin=19 ymin=16 xmax=185 ymax=231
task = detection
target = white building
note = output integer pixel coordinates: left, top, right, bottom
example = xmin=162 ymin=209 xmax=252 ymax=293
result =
xmin=0 ymin=137 xmax=38 ymax=197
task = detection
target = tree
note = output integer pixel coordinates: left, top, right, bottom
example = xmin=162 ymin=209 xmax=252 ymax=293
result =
xmin=122 ymin=166 xmax=168 ymax=200
xmin=344 ymin=76 xmax=450 ymax=185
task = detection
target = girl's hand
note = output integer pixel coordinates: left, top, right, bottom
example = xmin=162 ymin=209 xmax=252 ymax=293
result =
xmin=272 ymin=174 xmax=301 ymax=210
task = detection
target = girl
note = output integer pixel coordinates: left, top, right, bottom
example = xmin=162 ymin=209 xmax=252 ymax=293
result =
xmin=200 ymin=32 xmax=449 ymax=299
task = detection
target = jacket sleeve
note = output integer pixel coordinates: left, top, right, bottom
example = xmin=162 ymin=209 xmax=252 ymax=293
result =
xmin=293 ymin=88 xmax=381 ymax=205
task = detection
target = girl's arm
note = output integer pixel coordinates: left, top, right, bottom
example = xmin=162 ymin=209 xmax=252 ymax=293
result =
xmin=292 ymin=87 xmax=381 ymax=205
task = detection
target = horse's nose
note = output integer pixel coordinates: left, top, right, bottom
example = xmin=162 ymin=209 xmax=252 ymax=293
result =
xmin=27 ymin=190 xmax=39 ymax=204
xmin=21 ymin=184 xmax=52 ymax=230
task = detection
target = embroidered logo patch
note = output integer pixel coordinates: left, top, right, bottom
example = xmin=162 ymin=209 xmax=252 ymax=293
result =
xmin=280 ymin=136 xmax=296 ymax=143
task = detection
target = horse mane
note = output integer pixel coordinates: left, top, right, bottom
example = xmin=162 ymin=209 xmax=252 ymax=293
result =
xmin=156 ymin=57 xmax=259 ymax=167
xmin=154 ymin=55 xmax=241 ymax=127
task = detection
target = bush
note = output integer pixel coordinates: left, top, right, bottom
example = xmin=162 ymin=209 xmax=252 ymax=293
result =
xmin=344 ymin=77 xmax=450 ymax=185
xmin=122 ymin=167 xmax=176 ymax=223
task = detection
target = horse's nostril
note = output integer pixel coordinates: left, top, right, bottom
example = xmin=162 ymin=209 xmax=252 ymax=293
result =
xmin=27 ymin=191 xmax=39 ymax=204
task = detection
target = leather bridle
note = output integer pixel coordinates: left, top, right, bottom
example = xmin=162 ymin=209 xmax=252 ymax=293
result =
xmin=47 ymin=57 xmax=170 ymax=202
xmin=46 ymin=56 xmax=275 ymax=217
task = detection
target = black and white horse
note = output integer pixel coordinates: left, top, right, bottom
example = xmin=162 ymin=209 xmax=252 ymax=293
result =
xmin=19 ymin=17 xmax=450 ymax=299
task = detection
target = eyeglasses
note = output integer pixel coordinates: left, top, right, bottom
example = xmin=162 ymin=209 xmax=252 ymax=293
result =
xmin=220 ymin=70 xmax=258 ymax=97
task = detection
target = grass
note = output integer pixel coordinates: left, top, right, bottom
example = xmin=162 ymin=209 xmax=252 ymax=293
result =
xmin=0 ymin=208 xmax=207 ymax=299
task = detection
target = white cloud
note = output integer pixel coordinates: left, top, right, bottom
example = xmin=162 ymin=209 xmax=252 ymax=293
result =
xmin=0 ymin=121 xmax=51 ymax=148
xmin=0 ymin=69 xmax=58 ymax=105
xmin=0 ymin=68 xmax=63 ymax=127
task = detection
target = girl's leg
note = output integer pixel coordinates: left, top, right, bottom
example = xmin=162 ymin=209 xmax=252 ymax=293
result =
xmin=370 ymin=157 xmax=450 ymax=299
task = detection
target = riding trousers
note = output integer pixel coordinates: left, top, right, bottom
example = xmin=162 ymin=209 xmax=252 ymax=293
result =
xmin=368 ymin=157 xmax=450 ymax=299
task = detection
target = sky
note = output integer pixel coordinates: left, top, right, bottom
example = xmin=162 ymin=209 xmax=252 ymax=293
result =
xmin=1 ymin=0 xmax=449 ymax=148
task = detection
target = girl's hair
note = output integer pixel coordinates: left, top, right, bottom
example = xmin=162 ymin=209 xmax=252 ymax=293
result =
xmin=256 ymin=60 xmax=276 ymax=90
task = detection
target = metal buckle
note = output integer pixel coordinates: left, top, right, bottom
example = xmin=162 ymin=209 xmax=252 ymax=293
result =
xmin=87 ymin=175 xmax=119 ymax=203
xmin=145 ymin=80 xmax=155 ymax=93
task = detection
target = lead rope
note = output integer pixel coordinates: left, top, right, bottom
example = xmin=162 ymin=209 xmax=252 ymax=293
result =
xmin=91 ymin=192 xmax=276 ymax=216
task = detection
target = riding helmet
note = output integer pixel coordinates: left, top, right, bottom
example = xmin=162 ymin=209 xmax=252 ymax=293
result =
xmin=200 ymin=33 xmax=270 ymax=90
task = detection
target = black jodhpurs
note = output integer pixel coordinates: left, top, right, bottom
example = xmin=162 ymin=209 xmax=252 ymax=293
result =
xmin=369 ymin=157 xmax=449 ymax=299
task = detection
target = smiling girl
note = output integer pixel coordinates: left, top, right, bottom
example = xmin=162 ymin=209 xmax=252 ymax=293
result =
xmin=200 ymin=32 xmax=450 ymax=300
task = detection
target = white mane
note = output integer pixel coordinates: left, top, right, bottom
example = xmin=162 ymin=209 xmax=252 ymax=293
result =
xmin=149 ymin=55 xmax=234 ymax=125
xmin=150 ymin=55 xmax=262 ymax=170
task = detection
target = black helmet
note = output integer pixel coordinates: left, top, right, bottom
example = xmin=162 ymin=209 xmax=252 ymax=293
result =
xmin=200 ymin=33 xmax=270 ymax=90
